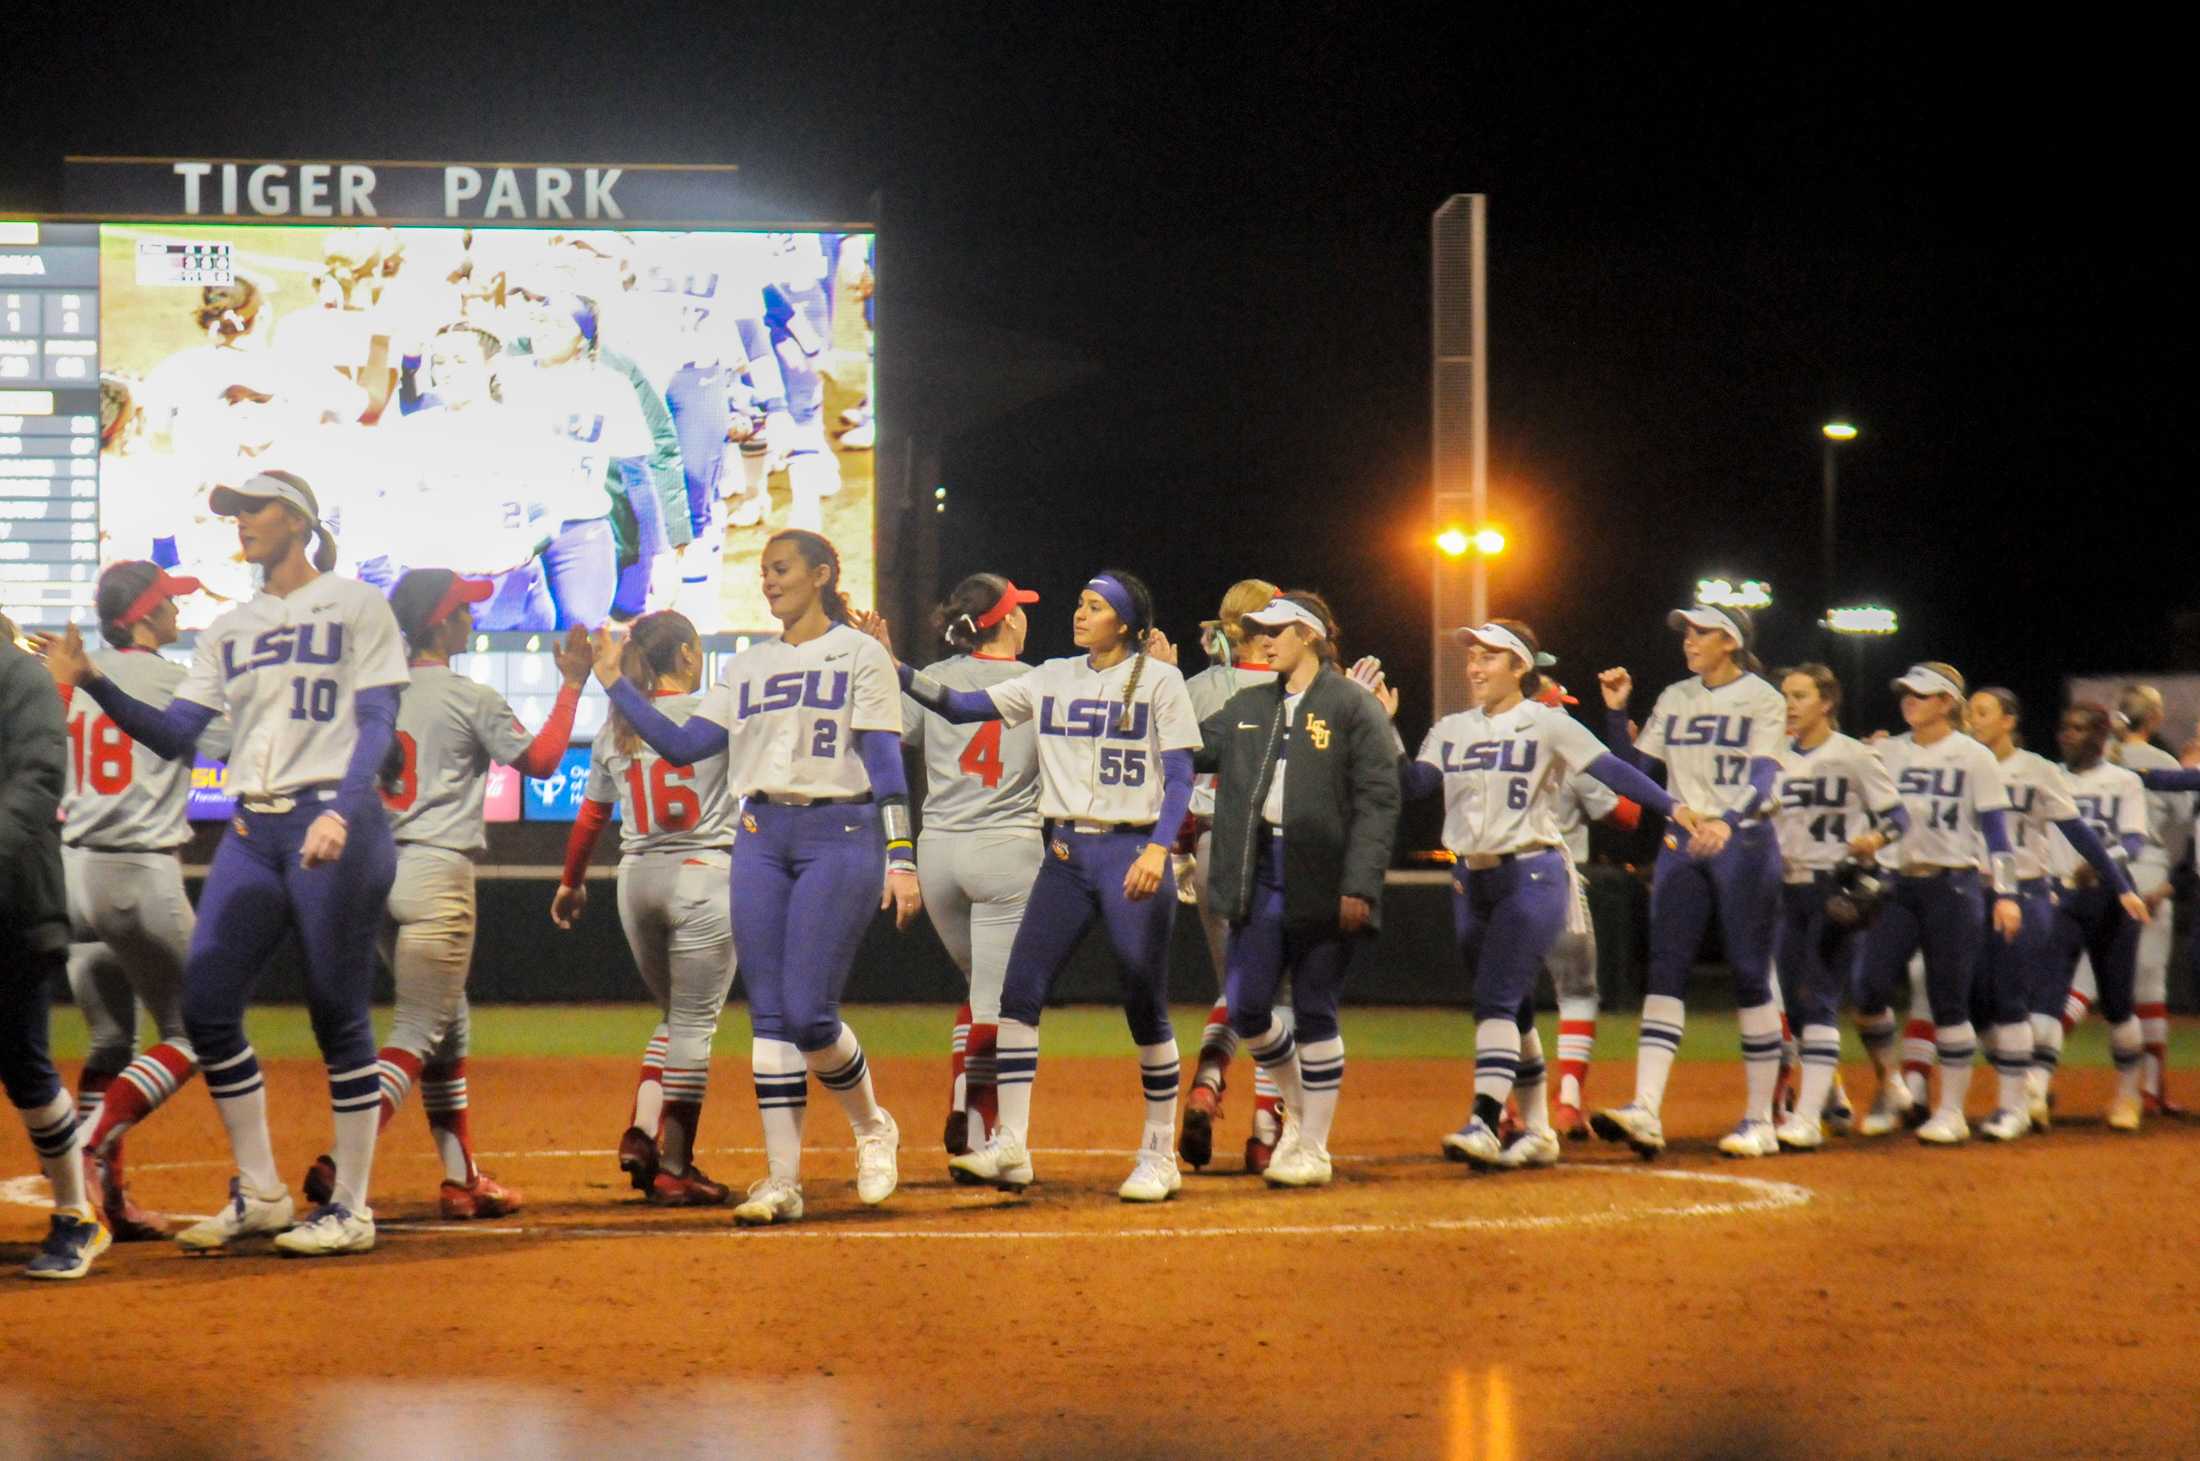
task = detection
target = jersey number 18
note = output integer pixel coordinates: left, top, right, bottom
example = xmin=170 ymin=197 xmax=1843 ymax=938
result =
xmin=68 ymin=714 xmax=133 ymax=794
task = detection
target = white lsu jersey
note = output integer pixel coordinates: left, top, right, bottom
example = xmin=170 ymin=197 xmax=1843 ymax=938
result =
xmin=1991 ymin=748 xmax=2082 ymax=882
xmin=1184 ymin=661 xmax=1278 ymax=818
xmin=904 ymin=655 xmax=1041 ymax=835
xmin=1634 ymin=673 xmax=1787 ymax=818
xmin=1772 ymin=732 xmax=1902 ymax=875
xmin=586 ymin=691 xmax=736 ymax=855
xmin=2050 ymin=760 xmax=2150 ymax=880
xmin=62 ymin=649 xmax=233 ymax=850
xmin=699 ymin=624 xmax=901 ymax=800
xmin=173 ymin=573 xmax=409 ymax=800
xmin=979 ymin=653 xmax=1202 ymax=826
xmin=383 ymin=664 xmax=547 ymax=853
xmin=1874 ymin=731 xmax=2012 ymax=872
xmin=1416 ymin=700 xmax=1611 ymax=858
xmin=499 ymin=357 xmax=652 ymax=522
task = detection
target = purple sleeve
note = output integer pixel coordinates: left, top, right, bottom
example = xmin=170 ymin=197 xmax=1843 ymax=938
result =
xmin=1153 ymin=749 xmax=1195 ymax=847
xmin=1979 ymin=808 xmax=2013 ymax=856
xmin=856 ymin=728 xmax=909 ymax=801
xmin=2054 ymin=817 xmax=2137 ymax=895
xmin=2138 ymin=768 xmax=2200 ymax=792
xmin=1400 ymin=757 xmax=1443 ymax=802
xmin=337 ymin=685 xmax=399 ymax=819
xmin=899 ymin=662 xmax=1002 ymax=725
xmin=1586 ymin=751 xmax=1676 ymax=819
xmin=603 ymin=679 xmax=730 ymax=766
xmin=1722 ymin=755 xmax=1780 ymax=827
xmin=1875 ymin=802 xmax=1913 ymax=838
xmin=82 ymin=674 xmax=217 ymax=762
xmin=1604 ymin=708 xmax=1657 ymax=772
xmin=2119 ymin=832 xmax=2149 ymax=865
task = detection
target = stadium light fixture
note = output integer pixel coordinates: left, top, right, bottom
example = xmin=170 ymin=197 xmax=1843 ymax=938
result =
xmin=1824 ymin=605 xmax=1898 ymax=635
xmin=1471 ymin=526 xmax=1506 ymax=557
xmin=1822 ymin=422 xmax=1858 ymax=442
xmin=1436 ymin=528 xmax=1470 ymax=558
xmin=1696 ymin=577 xmax=1772 ymax=610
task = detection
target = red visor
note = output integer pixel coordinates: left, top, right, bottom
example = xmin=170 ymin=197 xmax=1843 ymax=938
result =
xmin=975 ymin=580 xmax=1040 ymax=630
xmin=428 ymin=575 xmax=496 ymax=630
xmin=118 ymin=571 xmax=204 ymax=628
xmin=1534 ymin=683 xmax=1579 ymax=708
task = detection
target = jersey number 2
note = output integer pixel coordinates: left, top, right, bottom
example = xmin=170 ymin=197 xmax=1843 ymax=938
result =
xmin=958 ymin=721 xmax=1006 ymax=788
xmin=68 ymin=714 xmax=133 ymax=795
xmin=624 ymin=760 xmax=700 ymax=834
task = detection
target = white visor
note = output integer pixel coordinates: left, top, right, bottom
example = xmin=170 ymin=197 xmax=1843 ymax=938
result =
xmin=208 ymin=469 xmax=319 ymax=521
xmin=1892 ymin=664 xmax=1962 ymax=700
xmin=1454 ymin=622 xmax=1534 ymax=671
xmin=1243 ymin=597 xmax=1327 ymax=638
xmin=1666 ymin=605 xmax=1744 ymax=645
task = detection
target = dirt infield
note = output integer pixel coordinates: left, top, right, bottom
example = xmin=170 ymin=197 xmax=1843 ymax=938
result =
xmin=5 ymin=1054 xmax=2199 ymax=1459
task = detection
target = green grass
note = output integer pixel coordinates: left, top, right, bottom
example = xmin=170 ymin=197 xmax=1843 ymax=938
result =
xmin=44 ymin=1004 xmax=2198 ymax=1068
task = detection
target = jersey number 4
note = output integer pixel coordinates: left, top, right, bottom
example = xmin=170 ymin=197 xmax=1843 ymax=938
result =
xmin=958 ymin=722 xmax=1006 ymax=788
xmin=68 ymin=714 xmax=133 ymax=794
xmin=625 ymin=760 xmax=701 ymax=834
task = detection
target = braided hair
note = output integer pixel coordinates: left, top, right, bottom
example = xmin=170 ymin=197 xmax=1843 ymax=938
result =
xmin=768 ymin=529 xmax=850 ymax=625
xmin=1094 ymin=567 xmax=1156 ymax=734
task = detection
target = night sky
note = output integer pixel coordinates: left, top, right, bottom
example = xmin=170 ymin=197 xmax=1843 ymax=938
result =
xmin=10 ymin=8 xmax=2189 ymax=743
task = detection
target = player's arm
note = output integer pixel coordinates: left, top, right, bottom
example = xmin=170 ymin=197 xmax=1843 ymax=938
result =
xmin=1725 ymin=691 xmax=1785 ymax=826
xmin=486 ymin=628 xmax=590 ymax=777
xmin=1596 ymin=668 xmax=1660 ymax=771
xmin=2138 ymin=767 xmax=2200 ymax=793
xmin=1399 ymin=727 xmax=1444 ymax=802
xmin=52 ymin=630 xmax=218 ymax=762
xmin=1549 ymin=707 xmax=1678 ymax=822
xmin=2054 ymin=815 xmax=2139 ymax=897
xmin=852 ymin=638 xmax=922 ymax=928
xmin=331 ymin=685 xmax=402 ymax=830
xmin=552 ymin=795 xmax=615 ymax=929
xmin=899 ymin=662 xmax=1011 ymax=724
xmin=0 ymin=652 xmax=66 ymax=868
xmin=592 ymin=630 xmax=727 ymax=765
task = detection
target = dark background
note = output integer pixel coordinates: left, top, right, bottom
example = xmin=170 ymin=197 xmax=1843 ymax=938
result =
xmin=9 ymin=5 xmax=2190 ymax=796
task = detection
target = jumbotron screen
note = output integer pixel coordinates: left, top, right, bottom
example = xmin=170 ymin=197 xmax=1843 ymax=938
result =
xmin=1 ymin=220 xmax=876 ymax=635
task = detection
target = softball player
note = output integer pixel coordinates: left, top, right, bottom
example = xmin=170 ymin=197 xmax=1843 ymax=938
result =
xmin=896 ymin=574 xmax=1043 ymax=1164
xmin=1764 ymin=664 xmax=1905 ymax=1150
xmin=905 ymin=570 xmax=1201 ymax=1202
xmin=2042 ymin=704 xmax=2154 ymax=1130
xmin=60 ymin=563 xmax=230 ymax=1241
xmin=556 ymin=609 xmax=739 ymax=1204
xmin=300 ymin=570 xmax=588 ymax=1219
xmin=1965 ymin=690 xmax=2137 ymax=1139
xmin=2110 ymin=686 xmax=2193 ymax=1113
xmin=1404 ymin=621 xmax=1683 ymax=1169
xmin=46 ymin=469 xmax=408 ymax=1255
xmin=1594 ymin=604 xmax=1786 ymax=1158
xmin=599 ymin=531 xmax=917 ymax=1226
xmin=1178 ymin=578 xmax=1284 ymax=1171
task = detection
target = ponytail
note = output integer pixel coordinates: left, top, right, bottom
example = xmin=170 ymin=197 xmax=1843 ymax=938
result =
xmin=311 ymin=521 xmax=339 ymax=573
xmin=935 ymin=572 xmax=1016 ymax=654
xmin=607 ymin=611 xmax=700 ymax=755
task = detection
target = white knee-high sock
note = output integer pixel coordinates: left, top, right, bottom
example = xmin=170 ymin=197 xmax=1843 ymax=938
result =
xmin=1739 ymin=1002 xmax=1782 ymax=1123
xmin=752 ymin=1038 xmax=809 ymax=1183
xmin=20 ymin=1091 xmax=86 ymax=1212
xmin=1296 ymin=1035 xmax=1345 ymax=1152
xmin=995 ymin=1019 xmax=1040 ymax=1145
xmin=1933 ymin=1023 xmax=1977 ymax=1116
xmin=1992 ymin=1022 xmax=2034 ymax=1115
xmin=1473 ymin=1017 xmax=1522 ymax=1121
xmin=2030 ymin=1013 xmax=2065 ymax=1090
xmin=1246 ymin=1014 xmax=1304 ymax=1117
xmin=1796 ymin=1023 xmax=1841 ymax=1121
xmin=2109 ymin=1016 xmax=2145 ymax=1104
xmin=1138 ymin=1039 xmax=1180 ymax=1154
xmin=329 ymin=1061 xmax=381 ymax=1212
xmin=1515 ymin=1025 xmax=1551 ymax=1135
xmin=1634 ymin=995 xmax=1686 ymax=1113
xmin=203 ymin=1046 xmax=281 ymax=1193
xmin=633 ymin=1023 xmax=670 ymax=1136
xmin=807 ymin=1024 xmax=885 ymax=1135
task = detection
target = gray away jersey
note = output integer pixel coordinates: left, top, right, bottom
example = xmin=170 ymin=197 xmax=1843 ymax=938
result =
xmin=905 ymin=655 xmax=1041 ymax=835
xmin=383 ymin=663 xmax=545 ymax=854
xmin=62 ymin=648 xmax=233 ymax=850
xmin=586 ymin=691 xmax=737 ymax=856
xmin=1185 ymin=661 xmax=1279 ymax=818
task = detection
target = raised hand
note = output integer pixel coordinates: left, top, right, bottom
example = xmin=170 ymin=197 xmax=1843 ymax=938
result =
xmin=1598 ymin=667 xmax=1632 ymax=710
xmin=553 ymin=625 xmax=593 ymax=688
xmin=851 ymin=608 xmax=895 ymax=656
xmin=589 ymin=624 xmax=625 ymax=689
xmin=1144 ymin=628 xmax=1178 ymax=666
xmin=33 ymin=625 xmax=96 ymax=687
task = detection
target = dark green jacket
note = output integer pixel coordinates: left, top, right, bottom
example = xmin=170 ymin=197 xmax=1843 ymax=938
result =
xmin=1195 ymin=664 xmax=1400 ymax=930
xmin=0 ymin=641 xmax=67 ymax=954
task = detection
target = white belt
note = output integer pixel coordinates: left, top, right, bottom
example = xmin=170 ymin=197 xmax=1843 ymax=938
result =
xmin=1459 ymin=843 xmax=1560 ymax=872
xmin=238 ymin=787 xmax=339 ymax=815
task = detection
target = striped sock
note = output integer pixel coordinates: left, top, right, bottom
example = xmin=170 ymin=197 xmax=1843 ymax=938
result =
xmin=965 ymin=1023 xmax=999 ymax=1144
xmin=20 ymin=1090 xmax=86 ymax=1212
xmin=752 ymin=1038 xmax=808 ymax=1183
xmin=374 ymin=1047 xmax=425 ymax=1129
xmin=1251 ymin=1065 xmax=1282 ymax=1143
xmin=1516 ymin=1024 xmax=1551 ymax=1135
xmin=660 ymin=1064 xmax=710 ymax=1175
xmin=1739 ymin=1003 xmax=1782 ymax=1124
xmin=75 ymin=1067 xmax=116 ymax=1126
xmin=1247 ymin=1014 xmax=1304 ymax=1120
xmin=1138 ymin=1040 xmax=1181 ymax=1153
xmin=632 ymin=1024 xmax=670 ymax=1136
xmin=2109 ymin=1016 xmax=2145 ymax=1105
xmin=1473 ymin=1017 xmax=1523 ymax=1125
xmin=1901 ymin=1020 xmax=1936 ymax=1106
xmin=421 ymin=1059 xmax=476 ymax=1185
xmin=2061 ymin=989 xmax=2092 ymax=1035
xmin=85 ymin=1042 xmax=196 ymax=1156
xmin=1932 ymin=1024 xmax=1977 ymax=1117
xmin=203 ymin=1045 xmax=281 ymax=1192
xmin=949 ymin=1002 xmax=972 ymax=1114
xmin=995 ymin=1020 xmax=1040 ymax=1147
xmin=1556 ymin=998 xmax=1597 ymax=1110
xmin=2030 ymin=1013 xmax=2064 ymax=1090
xmin=329 ymin=1060 xmax=382 ymax=1212
xmin=2137 ymin=1002 xmax=2170 ymax=1099
xmin=1856 ymin=1008 xmax=1897 ymax=1078
xmin=1196 ymin=1000 xmax=1236 ymax=1092
xmin=1634 ymin=995 xmax=1686 ymax=1113
xmin=1777 ymin=1010 xmax=1800 ymax=1073
xmin=1297 ymin=1036 xmax=1345 ymax=1151
xmin=1991 ymin=1022 xmax=2033 ymax=1116
xmin=1796 ymin=1023 xmax=1841 ymax=1121
xmin=808 ymin=1025 xmax=885 ymax=1136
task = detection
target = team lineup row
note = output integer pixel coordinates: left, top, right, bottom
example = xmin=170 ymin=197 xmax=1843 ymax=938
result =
xmin=2 ymin=470 xmax=2194 ymax=1279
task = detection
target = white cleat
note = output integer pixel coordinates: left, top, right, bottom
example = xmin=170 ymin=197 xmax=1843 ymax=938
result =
xmin=1824 ymin=1074 xmax=1856 ymax=1135
xmin=175 ymin=1177 xmax=294 ymax=1254
xmin=1494 ymin=1129 xmax=1562 ymax=1170
xmin=1976 ymin=1107 xmax=2031 ymax=1142
xmin=1589 ymin=1102 xmax=1666 ymax=1159
xmin=837 ymin=419 xmax=874 ymax=450
xmin=947 ymin=1130 xmax=1033 ymax=1193
xmin=1262 ymin=1141 xmax=1334 ymax=1188
xmin=1718 ymin=1118 xmax=1780 ymax=1159
xmin=1440 ymin=1117 xmax=1505 ymax=1169
xmin=2106 ymin=1096 xmax=2142 ymax=1133
xmin=727 ymin=491 xmax=769 ymax=530
xmin=732 ymin=1176 xmax=806 ymax=1227
xmin=272 ymin=1203 xmax=376 ymax=1257
xmin=1118 ymin=1148 xmax=1182 ymax=1203
xmin=853 ymin=1111 xmax=900 ymax=1206
xmin=1916 ymin=1109 xmax=1970 ymax=1146
xmin=1856 ymin=1080 xmax=1916 ymax=1137
xmin=1774 ymin=1115 xmax=1825 ymax=1151
xmin=1267 ymin=1106 xmax=1303 ymax=1173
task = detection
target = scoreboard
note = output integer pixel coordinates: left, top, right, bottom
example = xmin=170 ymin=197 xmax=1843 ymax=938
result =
xmin=0 ymin=222 xmax=102 ymax=623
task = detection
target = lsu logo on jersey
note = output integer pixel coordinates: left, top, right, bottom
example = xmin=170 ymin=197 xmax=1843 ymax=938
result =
xmin=2073 ymin=793 xmax=2123 ymax=831
xmin=1303 ymin=714 xmax=1331 ymax=751
xmin=1660 ymin=714 xmax=1754 ymax=748
xmin=2007 ymin=785 xmax=2038 ymax=816
xmin=734 ymin=670 xmax=849 ymax=717
xmin=1038 ymin=697 xmax=1147 ymax=741
xmin=1899 ymin=767 xmax=1967 ymax=798
xmin=1780 ymin=774 xmax=1850 ymax=811
xmin=220 ymin=623 xmax=345 ymax=681
xmin=558 ymin=412 xmax=606 ymax=444
xmin=1437 ymin=739 xmax=1538 ymax=774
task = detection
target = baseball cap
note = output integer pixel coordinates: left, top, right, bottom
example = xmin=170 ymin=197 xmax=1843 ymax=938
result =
xmin=1245 ymin=596 xmax=1329 ymax=638
xmin=1453 ymin=621 xmax=1534 ymax=670
xmin=974 ymin=579 xmax=1040 ymax=630
xmin=208 ymin=468 xmax=323 ymax=521
xmin=1891 ymin=663 xmax=1963 ymax=700
xmin=1666 ymin=604 xmax=1747 ymax=645
xmin=390 ymin=568 xmax=494 ymax=646
xmin=96 ymin=561 xmax=202 ymax=630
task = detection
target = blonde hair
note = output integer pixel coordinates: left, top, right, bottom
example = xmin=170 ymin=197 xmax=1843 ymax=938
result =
xmin=1921 ymin=661 xmax=1968 ymax=730
xmin=1200 ymin=578 xmax=1279 ymax=663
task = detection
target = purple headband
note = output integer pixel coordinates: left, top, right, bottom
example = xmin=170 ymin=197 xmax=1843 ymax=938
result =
xmin=1086 ymin=574 xmax=1137 ymax=628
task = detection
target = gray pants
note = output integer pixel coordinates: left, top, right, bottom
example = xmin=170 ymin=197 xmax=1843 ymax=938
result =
xmin=618 ymin=848 xmax=737 ymax=1072
xmin=64 ymin=846 xmax=194 ymax=1073
xmin=1540 ymin=867 xmax=1600 ymax=1005
xmin=382 ymin=844 xmax=477 ymax=1065
xmin=918 ymin=827 xmax=1044 ymax=1023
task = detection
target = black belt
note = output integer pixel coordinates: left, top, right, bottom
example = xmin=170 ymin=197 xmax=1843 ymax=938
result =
xmin=68 ymin=843 xmax=177 ymax=856
xmin=750 ymin=792 xmax=874 ymax=807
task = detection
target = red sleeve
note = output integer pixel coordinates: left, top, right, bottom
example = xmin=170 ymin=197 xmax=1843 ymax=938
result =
xmin=512 ymin=684 xmax=582 ymax=778
xmin=561 ymin=797 xmax=614 ymax=886
xmin=1608 ymin=797 xmax=1643 ymax=832
xmin=56 ymin=682 xmax=73 ymax=710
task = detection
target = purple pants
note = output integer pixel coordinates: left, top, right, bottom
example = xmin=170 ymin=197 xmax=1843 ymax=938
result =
xmin=183 ymin=797 xmax=395 ymax=1073
xmin=732 ymin=800 xmax=883 ymax=1053
xmin=1975 ymin=880 xmax=2057 ymax=1028
xmin=666 ymin=362 xmax=732 ymax=538
xmin=1856 ymin=868 xmax=1983 ymax=1026
xmin=1647 ymin=823 xmax=1781 ymax=1006
xmin=2048 ymin=882 xmax=2138 ymax=1024
xmin=1775 ymin=876 xmax=1860 ymax=1030
xmin=1224 ymin=833 xmax=1355 ymax=1044
xmin=541 ymin=517 xmax=617 ymax=630
xmin=999 ymin=826 xmax=1176 ymax=1047
xmin=1452 ymin=849 xmax=1570 ymax=1026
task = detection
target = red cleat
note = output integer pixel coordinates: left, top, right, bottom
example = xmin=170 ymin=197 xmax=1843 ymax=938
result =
xmin=88 ymin=1152 xmax=172 ymax=1241
xmin=647 ymin=1166 xmax=731 ymax=1207
xmin=440 ymin=1173 xmax=524 ymax=1220
xmin=2144 ymin=1091 xmax=2189 ymax=1120
xmin=1773 ymin=1061 xmax=1799 ymax=1120
xmin=1244 ymin=1133 xmax=1275 ymax=1176
xmin=617 ymin=1126 xmax=659 ymax=1193
xmin=1180 ymin=1084 xmax=1223 ymax=1170
xmin=302 ymin=1153 xmax=337 ymax=1207
xmin=1551 ymin=1102 xmax=1590 ymax=1141
xmin=1497 ymin=1098 xmax=1524 ymax=1146
xmin=944 ymin=1106 xmax=970 ymax=1157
